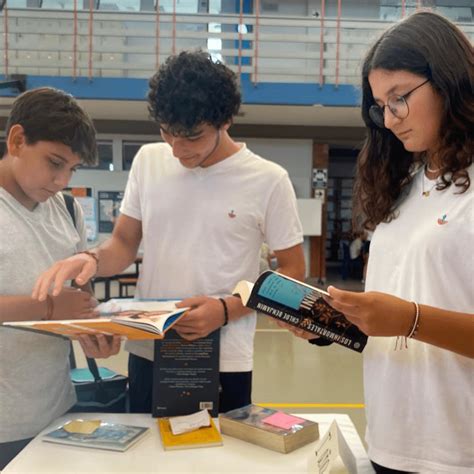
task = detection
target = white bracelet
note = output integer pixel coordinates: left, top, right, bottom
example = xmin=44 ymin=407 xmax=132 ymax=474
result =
xmin=407 ymin=302 xmax=420 ymax=339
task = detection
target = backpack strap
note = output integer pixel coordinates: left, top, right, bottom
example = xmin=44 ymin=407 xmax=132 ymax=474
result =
xmin=62 ymin=192 xmax=81 ymax=370
xmin=61 ymin=193 xmax=103 ymax=380
xmin=62 ymin=192 xmax=77 ymax=228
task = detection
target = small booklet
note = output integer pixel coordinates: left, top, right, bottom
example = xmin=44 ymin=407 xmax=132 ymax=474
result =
xmin=42 ymin=420 xmax=149 ymax=452
xmin=3 ymin=299 xmax=188 ymax=340
xmin=158 ymin=413 xmax=223 ymax=451
xmin=233 ymin=271 xmax=368 ymax=353
xmin=219 ymin=404 xmax=319 ymax=454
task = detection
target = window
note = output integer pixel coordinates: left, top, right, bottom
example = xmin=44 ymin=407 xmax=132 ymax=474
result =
xmin=122 ymin=141 xmax=152 ymax=171
xmin=80 ymin=141 xmax=114 ymax=171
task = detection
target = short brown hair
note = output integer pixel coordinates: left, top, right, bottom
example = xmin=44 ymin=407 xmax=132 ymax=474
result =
xmin=5 ymin=87 xmax=98 ymax=165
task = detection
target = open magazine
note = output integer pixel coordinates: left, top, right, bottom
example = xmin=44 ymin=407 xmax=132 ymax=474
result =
xmin=3 ymin=299 xmax=189 ymax=340
xmin=233 ymin=271 xmax=367 ymax=353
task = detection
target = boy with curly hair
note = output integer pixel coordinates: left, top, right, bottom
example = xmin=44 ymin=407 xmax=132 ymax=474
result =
xmin=33 ymin=51 xmax=306 ymax=413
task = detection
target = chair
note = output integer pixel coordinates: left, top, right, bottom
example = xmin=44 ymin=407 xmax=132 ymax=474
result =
xmin=118 ymin=277 xmax=137 ymax=298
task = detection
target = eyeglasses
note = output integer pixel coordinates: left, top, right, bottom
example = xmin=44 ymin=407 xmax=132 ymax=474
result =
xmin=368 ymin=79 xmax=430 ymax=128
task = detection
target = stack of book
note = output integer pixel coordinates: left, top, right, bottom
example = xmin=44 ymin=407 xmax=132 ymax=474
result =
xmin=219 ymin=404 xmax=319 ymax=454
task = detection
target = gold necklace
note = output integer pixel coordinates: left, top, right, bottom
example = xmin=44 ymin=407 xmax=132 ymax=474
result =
xmin=421 ymin=173 xmax=438 ymax=197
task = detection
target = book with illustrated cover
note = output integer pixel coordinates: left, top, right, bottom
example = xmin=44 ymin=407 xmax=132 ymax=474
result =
xmin=3 ymin=299 xmax=188 ymax=340
xmin=219 ymin=404 xmax=319 ymax=454
xmin=158 ymin=417 xmax=223 ymax=450
xmin=42 ymin=421 xmax=149 ymax=452
xmin=233 ymin=271 xmax=367 ymax=353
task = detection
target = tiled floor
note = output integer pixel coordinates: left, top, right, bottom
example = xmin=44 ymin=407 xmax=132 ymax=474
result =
xmin=74 ymin=265 xmax=368 ymax=445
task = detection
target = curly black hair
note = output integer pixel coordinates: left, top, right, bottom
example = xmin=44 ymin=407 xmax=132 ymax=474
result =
xmin=147 ymin=50 xmax=241 ymax=135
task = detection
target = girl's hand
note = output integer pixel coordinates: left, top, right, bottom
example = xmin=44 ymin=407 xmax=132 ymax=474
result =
xmin=325 ymin=286 xmax=414 ymax=337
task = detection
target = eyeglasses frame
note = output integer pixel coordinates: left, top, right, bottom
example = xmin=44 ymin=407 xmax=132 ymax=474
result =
xmin=369 ymin=78 xmax=430 ymax=128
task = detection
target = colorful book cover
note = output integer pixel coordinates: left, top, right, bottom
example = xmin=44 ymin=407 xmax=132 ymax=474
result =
xmin=42 ymin=422 xmax=149 ymax=452
xmin=233 ymin=271 xmax=368 ymax=352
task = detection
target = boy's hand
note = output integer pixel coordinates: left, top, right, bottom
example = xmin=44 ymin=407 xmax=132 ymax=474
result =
xmin=77 ymin=334 xmax=121 ymax=359
xmin=51 ymin=287 xmax=99 ymax=320
xmin=173 ymin=296 xmax=226 ymax=341
xmin=32 ymin=253 xmax=97 ymax=301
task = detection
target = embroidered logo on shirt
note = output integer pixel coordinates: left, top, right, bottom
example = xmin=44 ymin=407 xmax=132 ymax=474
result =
xmin=228 ymin=210 xmax=236 ymax=218
xmin=437 ymin=214 xmax=448 ymax=225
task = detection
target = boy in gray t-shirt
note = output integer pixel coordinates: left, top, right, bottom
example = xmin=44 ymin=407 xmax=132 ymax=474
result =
xmin=0 ymin=88 xmax=120 ymax=469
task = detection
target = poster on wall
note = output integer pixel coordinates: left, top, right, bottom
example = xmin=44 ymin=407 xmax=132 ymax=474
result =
xmin=76 ymin=196 xmax=98 ymax=242
xmin=312 ymin=168 xmax=328 ymax=190
xmin=98 ymin=191 xmax=124 ymax=233
xmin=63 ymin=186 xmax=93 ymax=197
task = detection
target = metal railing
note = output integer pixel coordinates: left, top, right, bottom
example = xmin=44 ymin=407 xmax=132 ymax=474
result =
xmin=0 ymin=8 xmax=473 ymax=85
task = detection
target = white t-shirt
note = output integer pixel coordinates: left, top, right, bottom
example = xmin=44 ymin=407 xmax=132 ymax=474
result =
xmin=0 ymin=191 xmax=86 ymax=442
xmin=121 ymin=142 xmax=303 ymax=372
xmin=364 ymin=165 xmax=474 ymax=473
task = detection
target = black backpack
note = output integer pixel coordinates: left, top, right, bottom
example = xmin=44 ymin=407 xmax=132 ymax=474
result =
xmin=62 ymin=192 xmax=128 ymax=413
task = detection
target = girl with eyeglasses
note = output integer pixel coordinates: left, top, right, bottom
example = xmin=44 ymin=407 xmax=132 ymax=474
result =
xmin=283 ymin=11 xmax=473 ymax=474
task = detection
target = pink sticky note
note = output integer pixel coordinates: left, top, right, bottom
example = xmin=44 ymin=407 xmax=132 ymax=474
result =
xmin=262 ymin=412 xmax=307 ymax=430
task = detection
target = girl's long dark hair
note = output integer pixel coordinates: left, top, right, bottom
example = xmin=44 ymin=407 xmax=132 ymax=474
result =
xmin=354 ymin=11 xmax=473 ymax=230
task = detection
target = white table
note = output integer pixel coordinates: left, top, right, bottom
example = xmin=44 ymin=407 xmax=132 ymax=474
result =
xmin=4 ymin=413 xmax=374 ymax=474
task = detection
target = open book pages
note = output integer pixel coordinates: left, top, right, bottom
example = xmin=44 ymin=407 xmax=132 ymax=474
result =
xmin=3 ymin=299 xmax=189 ymax=340
xmin=42 ymin=420 xmax=150 ymax=452
xmin=233 ymin=270 xmax=367 ymax=352
xmin=96 ymin=299 xmax=189 ymax=334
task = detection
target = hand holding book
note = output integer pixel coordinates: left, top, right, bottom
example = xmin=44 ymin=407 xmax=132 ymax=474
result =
xmin=274 ymin=319 xmax=316 ymax=340
xmin=172 ymin=295 xmax=229 ymax=341
xmin=233 ymin=271 xmax=368 ymax=352
xmin=326 ymin=285 xmax=416 ymax=338
xmin=76 ymin=333 xmax=122 ymax=359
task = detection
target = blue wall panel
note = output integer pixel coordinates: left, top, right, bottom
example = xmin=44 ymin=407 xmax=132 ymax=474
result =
xmin=0 ymin=74 xmax=361 ymax=107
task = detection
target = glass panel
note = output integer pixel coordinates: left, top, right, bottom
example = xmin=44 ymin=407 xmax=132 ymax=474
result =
xmin=159 ymin=0 xmax=199 ymax=13
xmin=99 ymin=0 xmax=141 ymax=11
xmin=41 ymin=1 xmax=76 ymax=9
xmin=122 ymin=141 xmax=152 ymax=171
xmin=5 ymin=0 xmax=27 ymax=7
xmin=80 ymin=141 xmax=113 ymax=170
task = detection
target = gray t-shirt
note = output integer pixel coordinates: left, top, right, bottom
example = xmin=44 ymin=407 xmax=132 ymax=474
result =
xmin=0 ymin=189 xmax=86 ymax=442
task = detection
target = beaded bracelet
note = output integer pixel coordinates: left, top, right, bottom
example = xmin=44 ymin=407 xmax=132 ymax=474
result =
xmin=219 ymin=297 xmax=229 ymax=327
xmin=76 ymin=250 xmax=99 ymax=266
